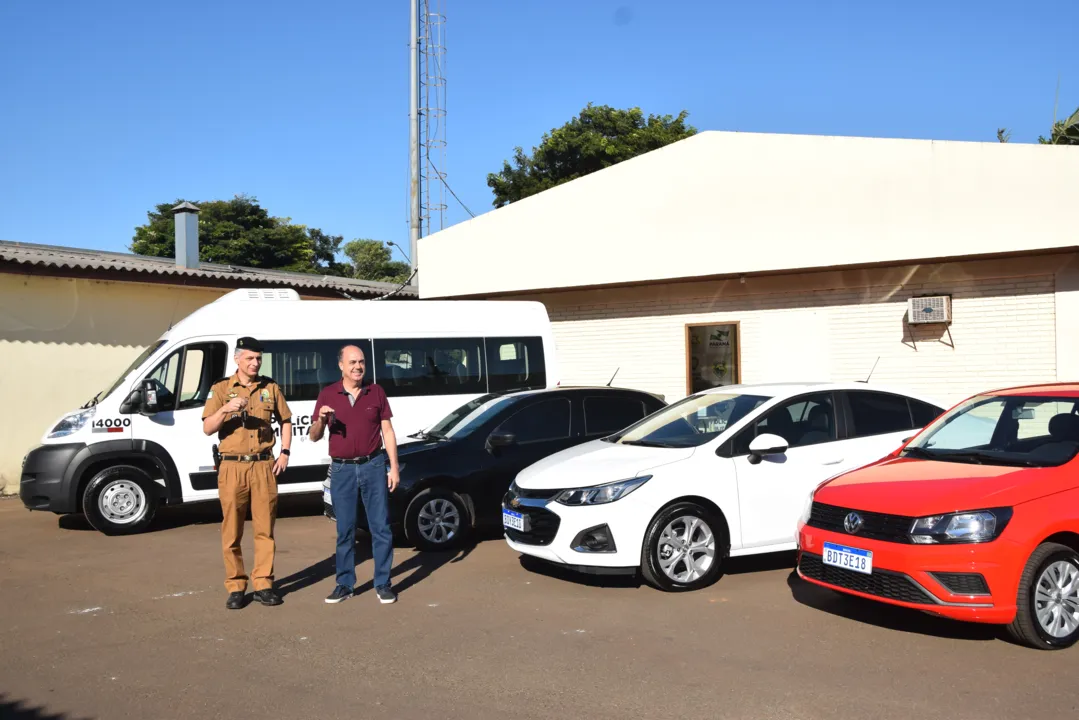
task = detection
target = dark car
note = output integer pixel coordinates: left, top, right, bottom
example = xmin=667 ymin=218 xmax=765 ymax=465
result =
xmin=322 ymin=386 xmax=667 ymax=551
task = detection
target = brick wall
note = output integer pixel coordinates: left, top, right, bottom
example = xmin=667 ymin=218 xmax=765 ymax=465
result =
xmin=518 ymin=259 xmax=1060 ymax=408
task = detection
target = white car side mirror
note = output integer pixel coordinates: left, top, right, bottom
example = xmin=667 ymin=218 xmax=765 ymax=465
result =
xmin=748 ymin=433 xmax=788 ymax=464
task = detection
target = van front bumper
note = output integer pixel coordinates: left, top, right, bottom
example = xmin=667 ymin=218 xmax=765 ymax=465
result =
xmin=19 ymin=443 xmax=86 ymax=513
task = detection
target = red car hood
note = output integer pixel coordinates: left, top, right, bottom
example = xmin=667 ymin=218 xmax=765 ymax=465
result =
xmin=814 ymin=457 xmax=1058 ymax=516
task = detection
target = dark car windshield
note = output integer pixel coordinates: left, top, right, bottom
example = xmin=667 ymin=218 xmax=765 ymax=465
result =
xmin=92 ymin=340 xmax=166 ymax=406
xmin=903 ymin=394 xmax=1079 ymax=467
xmin=423 ymin=394 xmax=523 ymax=439
xmin=610 ymin=392 xmax=771 ymax=448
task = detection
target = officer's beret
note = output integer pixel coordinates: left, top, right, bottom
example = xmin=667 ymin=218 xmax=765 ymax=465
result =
xmin=236 ymin=336 xmax=264 ymax=352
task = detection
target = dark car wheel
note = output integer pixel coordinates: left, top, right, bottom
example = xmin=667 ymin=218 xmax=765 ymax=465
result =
xmin=404 ymin=487 xmax=471 ymax=552
xmin=82 ymin=465 xmax=158 ymax=536
xmin=640 ymin=501 xmax=728 ymax=592
xmin=1008 ymin=542 xmax=1079 ymax=650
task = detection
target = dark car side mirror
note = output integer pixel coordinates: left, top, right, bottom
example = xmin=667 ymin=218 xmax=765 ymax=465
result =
xmin=485 ymin=431 xmax=516 ymax=453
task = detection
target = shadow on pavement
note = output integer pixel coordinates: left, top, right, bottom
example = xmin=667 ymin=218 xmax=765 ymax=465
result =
xmin=57 ymin=494 xmax=325 ymax=534
xmin=0 ymin=694 xmax=92 ymax=720
xmin=786 ymin=571 xmax=1005 ymax=642
xmin=517 ymin=555 xmax=643 ymax=589
xmin=723 ymin=550 xmax=797 ymax=575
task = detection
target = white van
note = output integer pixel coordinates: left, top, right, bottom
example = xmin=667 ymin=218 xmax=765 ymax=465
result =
xmin=18 ymin=288 xmax=559 ymax=535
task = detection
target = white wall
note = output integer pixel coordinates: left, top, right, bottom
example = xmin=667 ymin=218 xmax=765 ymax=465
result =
xmin=513 ymin=254 xmax=1075 ymax=408
xmin=418 ymin=131 xmax=1079 ymax=299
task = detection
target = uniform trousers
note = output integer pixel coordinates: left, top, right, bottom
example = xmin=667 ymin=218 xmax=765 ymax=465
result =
xmin=218 ymin=459 xmax=278 ymax=592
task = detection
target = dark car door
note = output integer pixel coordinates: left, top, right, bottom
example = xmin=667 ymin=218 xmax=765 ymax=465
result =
xmin=472 ymin=396 xmax=574 ymax=523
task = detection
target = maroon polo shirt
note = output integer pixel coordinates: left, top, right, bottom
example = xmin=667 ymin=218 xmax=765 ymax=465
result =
xmin=312 ymin=381 xmax=393 ymax=459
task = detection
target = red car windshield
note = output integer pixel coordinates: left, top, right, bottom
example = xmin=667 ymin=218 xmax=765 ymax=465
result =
xmin=903 ymin=395 xmax=1079 ymax=467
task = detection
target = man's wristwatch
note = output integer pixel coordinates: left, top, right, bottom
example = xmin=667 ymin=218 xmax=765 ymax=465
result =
xmin=280 ymin=448 xmax=290 ymax=456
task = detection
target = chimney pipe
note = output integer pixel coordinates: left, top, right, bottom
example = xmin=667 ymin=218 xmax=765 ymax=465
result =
xmin=172 ymin=202 xmax=200 ymax=270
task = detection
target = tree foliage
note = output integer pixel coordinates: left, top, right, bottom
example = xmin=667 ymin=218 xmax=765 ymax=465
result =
xmin=997 ymin=106 xmax=1079 ymax=145
xmin=486 ymin=103 xmax=698 ymax=208
xmin=342 ymin=239 xmax=411 ymax=283
xmin=131 ymin=194 xmax=406 ymax=282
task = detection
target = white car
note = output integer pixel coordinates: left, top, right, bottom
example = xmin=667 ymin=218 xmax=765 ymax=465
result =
xmin=502 ymin=382 xmax=945 ymax=591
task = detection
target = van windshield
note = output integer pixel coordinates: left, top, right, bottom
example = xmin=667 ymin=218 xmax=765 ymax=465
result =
xmin=89 ymin=340 xmax=166 ymax=407
xmin=422 ymin=394 xmax=521 ymax=439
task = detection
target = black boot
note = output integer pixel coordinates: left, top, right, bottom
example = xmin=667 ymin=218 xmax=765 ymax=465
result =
xmin=254 ymin=588 xmax=283 ymax=606
xmin=225 ymin=591 xmax=246 ymax=610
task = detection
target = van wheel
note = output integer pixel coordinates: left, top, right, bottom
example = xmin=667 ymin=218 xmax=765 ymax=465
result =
xmin=1008 ymin=542 xmax=1079 ymax=650
xmin=640 ymin=502 xmax=728 ymax=592
xmin=82 ymin=466 xmax=158 ymax=535
xmin=404 ymin=488 xmax=471 ymax=552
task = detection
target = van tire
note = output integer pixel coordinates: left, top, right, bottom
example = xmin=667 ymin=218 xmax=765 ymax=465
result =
xmin=404 ymin=487 xmax=471 ymax=552
xmin=640 ymin=501 xmax=727 ymax=592
xmin=82 ymin=465 xmax=159 ymax=535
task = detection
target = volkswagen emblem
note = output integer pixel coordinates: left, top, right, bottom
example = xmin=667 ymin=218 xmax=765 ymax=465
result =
xmin=844 ymin=512 xmax=864 ymax=534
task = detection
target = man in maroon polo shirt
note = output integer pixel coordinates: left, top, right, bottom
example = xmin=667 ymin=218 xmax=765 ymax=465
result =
xmin=310 ymin=344 xmax=401 ymax=604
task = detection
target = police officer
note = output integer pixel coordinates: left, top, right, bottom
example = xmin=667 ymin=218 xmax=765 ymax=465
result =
xmin=202 ymin=337 xmax=293 ymax=610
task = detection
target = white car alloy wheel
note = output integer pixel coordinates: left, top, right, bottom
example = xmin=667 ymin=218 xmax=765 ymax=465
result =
xmin=657 ymin=515 xmax=716 ymax=583
xmin=641 ymin=502 xmax=728 ymax=592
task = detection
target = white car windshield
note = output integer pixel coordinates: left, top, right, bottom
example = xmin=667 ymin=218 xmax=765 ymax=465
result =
xmin=903 ymin=394 xmax=1079 ymax=467
xmin=610 ymin=392 xmax=771 ymax=448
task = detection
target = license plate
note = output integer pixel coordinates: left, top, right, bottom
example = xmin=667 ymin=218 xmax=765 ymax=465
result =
xmin=823 ymin=541 xmax=873 ymax=574
xmin=502 ymin=509 xmax=525 ymax=531
xmin=322 ymin=488 xmax=332 ymax=506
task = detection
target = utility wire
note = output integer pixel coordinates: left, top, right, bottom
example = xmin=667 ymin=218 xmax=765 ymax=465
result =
xmin=428 ymin=160 xmax=476 ymax=218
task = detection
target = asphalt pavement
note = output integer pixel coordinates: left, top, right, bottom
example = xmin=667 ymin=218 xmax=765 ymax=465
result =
xmin=1 ymin=495 xmax=1076 ymax=720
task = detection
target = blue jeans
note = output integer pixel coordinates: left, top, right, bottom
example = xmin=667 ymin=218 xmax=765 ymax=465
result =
xmin=329 ymin=454 xmax=393 ymax=590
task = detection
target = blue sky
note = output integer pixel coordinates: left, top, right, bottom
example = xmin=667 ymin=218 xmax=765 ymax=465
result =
xmin=0 ymin=0 xmax=1071 ymax=262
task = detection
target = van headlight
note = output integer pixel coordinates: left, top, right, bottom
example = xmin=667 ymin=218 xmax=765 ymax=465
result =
xmin=909 ymin=508 xmax=1013 ymax=544
xmin=554 ymin=476 xmax=651 ymax=506
xmin=47 ymin=407 xmax=96 ymax=438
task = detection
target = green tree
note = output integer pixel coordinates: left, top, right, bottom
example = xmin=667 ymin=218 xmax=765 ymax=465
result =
xmin=486 ymin=103 xmax=698 ymax=208
xmin=131 ymin=194 xmax=345 ymax=274
xmin=342 ymin=239 xmax=411 ymax=283
xmin=997 ymin=106 xmax=1079 ymax=145
xmin=1038 ymin=106 xmax=1079 ymax=145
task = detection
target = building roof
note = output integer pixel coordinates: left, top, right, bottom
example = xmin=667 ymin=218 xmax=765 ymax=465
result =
xmin=0 ymin=239 xmax=418 ymax=299
xmin=418 ymin=130 xmax=1079 ymax=299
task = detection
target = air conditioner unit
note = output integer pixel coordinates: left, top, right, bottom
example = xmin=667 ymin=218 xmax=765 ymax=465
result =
xmin=907 ymin=295 xmax=951 ymax=325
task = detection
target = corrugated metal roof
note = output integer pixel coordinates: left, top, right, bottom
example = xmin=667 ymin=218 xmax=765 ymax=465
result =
xmin=0 ymin=240 xmax=419 ymax=298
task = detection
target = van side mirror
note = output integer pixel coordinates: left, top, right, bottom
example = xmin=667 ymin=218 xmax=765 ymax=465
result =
xmin=747 ymin=433 xmax=788 ymax=465
xmin=138 ymin=378 xmax=162 ymax=416
xmin=486 ymin=431 xmax=516 ymax=453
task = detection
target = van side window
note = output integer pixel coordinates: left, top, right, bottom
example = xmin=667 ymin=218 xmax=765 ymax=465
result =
xmin=145 ymin=342 xmax=226 ymax=411
xmin=177 ymin=343 xmax=227 ymax=410
xmin=486 ymin=337 xmax=546 ymax=392
xmin=373 ymin=337 xmax=486 ymax=397
xmin=261 ymin=340 xmax=373 ymax=401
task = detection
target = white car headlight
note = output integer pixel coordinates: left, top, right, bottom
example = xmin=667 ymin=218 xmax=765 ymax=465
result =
xmin=47 ymin=407 xmax=96 ymax=438
xmin=799 ymin=491 xmax=815 ymax=526
xmin=554 ymin=476 xmax=651 ymax=506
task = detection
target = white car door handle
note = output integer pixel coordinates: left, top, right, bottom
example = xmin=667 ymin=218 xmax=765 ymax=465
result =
xmin=822 ymin=458 xmax=844 ymax=465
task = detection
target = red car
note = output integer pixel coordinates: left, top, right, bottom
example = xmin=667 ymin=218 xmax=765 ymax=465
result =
xmin=796 ymin=383 xmax=1079 ymax=650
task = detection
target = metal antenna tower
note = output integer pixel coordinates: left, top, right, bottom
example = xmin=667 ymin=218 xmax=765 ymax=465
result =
xmin=419 ymin=0 xmax=446 ymax=238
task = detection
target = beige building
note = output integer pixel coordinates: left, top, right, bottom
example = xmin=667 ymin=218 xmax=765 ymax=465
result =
xmin=0 ymin=240 xmax=416 ymax=495
xmin=418 ymin=130 xmax=1079 ymax=408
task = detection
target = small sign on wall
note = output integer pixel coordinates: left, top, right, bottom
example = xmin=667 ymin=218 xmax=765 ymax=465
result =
xmin=687 ymin=323 xmax=739 ymax=394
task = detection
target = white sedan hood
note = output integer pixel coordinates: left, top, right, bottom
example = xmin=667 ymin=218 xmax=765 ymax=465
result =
xmin=515 ymin=439 xmax=695 ymax=490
